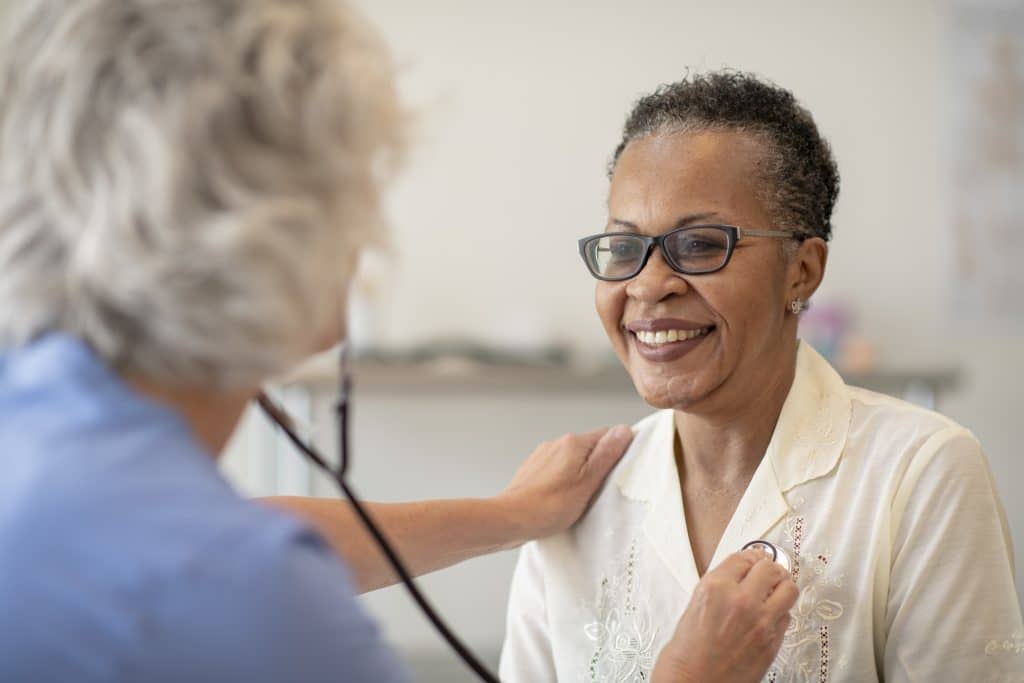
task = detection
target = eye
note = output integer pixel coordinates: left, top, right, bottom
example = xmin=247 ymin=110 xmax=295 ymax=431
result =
xmin=668 ymin=228 xmax=730 ymax=260
xmin=677 ymin=237 xmax=724 ymax=255
xmin=607 ymin=237 xmax=644 ymax=261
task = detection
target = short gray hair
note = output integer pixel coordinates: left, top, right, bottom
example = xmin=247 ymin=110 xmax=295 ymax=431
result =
xmin=0 ymin=0 xmax=403 ymax=388
xmin=610 ymin=71 xmax=839 ymax=243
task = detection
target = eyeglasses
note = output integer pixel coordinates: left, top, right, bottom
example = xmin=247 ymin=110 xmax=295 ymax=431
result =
xmin=578 ymin=224 xmax=799 ymax=281
xmin=257 ymin=345 xmax=500 ymax=683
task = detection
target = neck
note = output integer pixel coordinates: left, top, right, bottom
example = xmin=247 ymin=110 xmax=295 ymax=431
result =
xmin=125 ymin=375 xmax=254 ymax=458
xmin=674 ymin=341 xmax=799 ymax=486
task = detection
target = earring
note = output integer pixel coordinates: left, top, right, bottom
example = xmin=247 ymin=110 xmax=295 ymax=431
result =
xmin=789 ymin=299 xmax=805 ymax=315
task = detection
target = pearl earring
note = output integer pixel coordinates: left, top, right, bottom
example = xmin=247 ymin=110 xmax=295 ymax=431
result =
xmin=789 ymin=299 xmax=805 ymax=315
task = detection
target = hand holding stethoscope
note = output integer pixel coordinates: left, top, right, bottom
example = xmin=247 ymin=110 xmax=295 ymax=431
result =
xmin=743 ymin=539 xmax=793 ymax=572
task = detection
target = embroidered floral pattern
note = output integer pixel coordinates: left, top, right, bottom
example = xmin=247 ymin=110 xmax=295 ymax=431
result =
xmin=765 ymin=503 xmax=845 ymax=683
xmin=791 ymin=392 xmax=842 ymax=450
xmin=985 ymin=629 xmax=1024 ymax=656
xmin=584 ymin=539 xmax=658 ymax=682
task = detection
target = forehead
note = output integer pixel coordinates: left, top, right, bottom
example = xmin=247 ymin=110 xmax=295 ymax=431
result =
xmin=608 ymin=130 xmax=771 ymax=231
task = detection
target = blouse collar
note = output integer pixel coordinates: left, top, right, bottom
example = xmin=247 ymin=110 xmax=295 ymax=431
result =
xmin=610 ymin=341 xmax=852 ymax=592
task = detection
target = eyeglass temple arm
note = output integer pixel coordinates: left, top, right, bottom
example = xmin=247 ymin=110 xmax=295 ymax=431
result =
xmin=737 ymin=228 xmax=798 ymax=239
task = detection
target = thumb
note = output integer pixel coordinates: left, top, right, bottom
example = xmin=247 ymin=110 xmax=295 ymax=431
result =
xmin=577 ymin=426 xmax=611 ymax=451
xmin=585 ymin=424 xmax=633 ymax=480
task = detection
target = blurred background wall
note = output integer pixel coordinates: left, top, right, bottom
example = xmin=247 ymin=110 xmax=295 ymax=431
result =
xmin=223 ymin=0 xmax=1024 ymax=679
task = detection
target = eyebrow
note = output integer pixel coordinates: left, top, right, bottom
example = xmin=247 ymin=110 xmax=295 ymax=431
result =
xmin=608 ymin=212 xmax=721 ymax=232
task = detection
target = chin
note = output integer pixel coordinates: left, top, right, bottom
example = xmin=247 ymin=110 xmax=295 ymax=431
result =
xmin=632 ymin=372 xmax=707 ymax=411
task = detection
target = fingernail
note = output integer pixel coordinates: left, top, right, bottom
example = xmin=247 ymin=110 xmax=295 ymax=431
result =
xmin=611 ymin=425 xmax=632 ymax=440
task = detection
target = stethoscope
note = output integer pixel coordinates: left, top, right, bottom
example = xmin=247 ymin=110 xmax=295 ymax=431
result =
xmin=742 ymin=539 xmax=792 ymax=572
xmin=257 ymin=344 xmax=794 ymax=682
xmin=257 ymin=343 xmax=502 ymax=682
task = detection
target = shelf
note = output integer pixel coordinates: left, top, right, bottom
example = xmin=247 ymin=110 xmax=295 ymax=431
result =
xmin=282 ymin=353 xmax=960 ymax=401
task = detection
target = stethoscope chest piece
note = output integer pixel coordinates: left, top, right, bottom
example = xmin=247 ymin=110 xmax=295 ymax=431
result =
xmin=742 ymin=539 xmax=792 ymax=573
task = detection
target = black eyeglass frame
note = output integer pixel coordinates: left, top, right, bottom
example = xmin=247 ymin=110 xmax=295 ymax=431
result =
xmin=578 ymin=224 xmax=801 ymax=281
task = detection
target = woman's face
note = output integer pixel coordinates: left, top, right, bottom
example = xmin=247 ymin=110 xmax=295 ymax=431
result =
xmin=597 ymin=130 xmax=819 ymax=412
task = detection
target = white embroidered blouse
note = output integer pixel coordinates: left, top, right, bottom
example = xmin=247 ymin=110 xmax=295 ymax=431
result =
xmin=500 ymin=343 xmax=1024 ymax=682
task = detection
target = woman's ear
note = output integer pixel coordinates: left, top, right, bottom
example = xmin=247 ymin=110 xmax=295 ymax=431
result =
xmin=788 ymin=237 xmax=828 ymax=304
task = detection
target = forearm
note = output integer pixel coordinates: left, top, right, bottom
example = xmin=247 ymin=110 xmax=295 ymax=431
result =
xmin=262 ymin=496 xmax=530 ymax=593
xmin=261 ymin=426 xmax=634 ymax=593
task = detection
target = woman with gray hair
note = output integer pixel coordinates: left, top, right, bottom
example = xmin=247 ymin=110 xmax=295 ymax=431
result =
xmin=0 ymin=1 xmax=796 ymax=681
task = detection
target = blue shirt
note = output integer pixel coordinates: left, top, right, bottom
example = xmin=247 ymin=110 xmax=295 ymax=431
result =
xmin=0 ymin=334 xmax=410 ymax=682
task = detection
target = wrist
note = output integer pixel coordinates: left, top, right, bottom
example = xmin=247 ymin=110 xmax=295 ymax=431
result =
xmin=487 ymin=493 xmax=537 ymax=550
xmin=652 ymin=666 xmax=701 ymax=683
xmin=651 ymin=649 xmax=702 ymax=683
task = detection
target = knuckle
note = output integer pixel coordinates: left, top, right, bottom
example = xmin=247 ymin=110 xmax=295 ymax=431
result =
xmin=783 ymin=582 xmax=800 ymax=606
xmin=769 ymin=567 xmax=789 ymax=586
xmin=737 ymin=549 xmax=761 ymax=566
xmin=731 ymin=593 xmax=754 ymax=614
xmin=700 ymin=575 xmax=726 ymax=595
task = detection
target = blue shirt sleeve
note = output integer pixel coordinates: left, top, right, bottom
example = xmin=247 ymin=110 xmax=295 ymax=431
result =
xmin=123 ymin=515 xmax=411 ymax=683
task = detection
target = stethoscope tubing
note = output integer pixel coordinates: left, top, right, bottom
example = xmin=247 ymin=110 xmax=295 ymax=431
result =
xmin=257 ymin=391 xmax=501 ymax=682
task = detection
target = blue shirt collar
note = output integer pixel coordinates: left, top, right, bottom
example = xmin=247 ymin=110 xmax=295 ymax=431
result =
xmin=0 ymin=332 xmax=209 ymax=459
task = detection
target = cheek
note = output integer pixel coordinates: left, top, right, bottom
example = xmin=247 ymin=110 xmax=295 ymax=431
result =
xmin=710 ymin=274 xmax=785 ymax=348
xmin=594 ymin=283 xmax=626 ymax=343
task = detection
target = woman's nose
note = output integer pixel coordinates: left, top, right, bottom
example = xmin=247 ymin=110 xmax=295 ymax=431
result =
xmin=624 ymin=247 xmax=689 ymax=303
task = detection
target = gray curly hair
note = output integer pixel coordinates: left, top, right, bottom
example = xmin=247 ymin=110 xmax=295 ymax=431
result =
xmin=611 ymin=71 xmax=839 ymax=243
xmin=0 ymin=0 xmax=403 ymax=388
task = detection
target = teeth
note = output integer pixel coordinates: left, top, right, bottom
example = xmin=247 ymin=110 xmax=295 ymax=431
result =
xmin=635 ymin=327 xmax=711 ymax=346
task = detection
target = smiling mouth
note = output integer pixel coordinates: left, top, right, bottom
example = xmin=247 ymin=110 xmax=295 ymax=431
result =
xmin=632 ymin=327 xmax=714 ymax=346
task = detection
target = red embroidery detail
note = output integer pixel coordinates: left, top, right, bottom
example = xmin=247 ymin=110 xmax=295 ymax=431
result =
xmin=820 ymin=625 xmax=830 ymax=682
xmin=791 ymin=516 xmax=805 ymax=582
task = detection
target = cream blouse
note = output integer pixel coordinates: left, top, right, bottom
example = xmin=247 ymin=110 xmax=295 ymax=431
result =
xmin=500 ymin=343 xmax=1024 ymax=682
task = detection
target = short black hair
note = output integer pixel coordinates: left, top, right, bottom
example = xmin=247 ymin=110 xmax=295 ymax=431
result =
xmin=610 ymin=70 xmax=840 ymax=242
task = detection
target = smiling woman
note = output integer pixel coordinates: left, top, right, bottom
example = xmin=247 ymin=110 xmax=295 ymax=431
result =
xmin=500 ymin=72 xmax=1024 ymax=683
xmin=596 ymin=128 xmax=826 ymax=413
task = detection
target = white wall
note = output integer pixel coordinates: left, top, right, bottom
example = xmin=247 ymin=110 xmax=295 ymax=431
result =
xmin=228 ymin=0 xmax=1024 ymax=674
xmin=352 ymin=0 xmax=1023 ymax=591
xmin=357 ymin=0 xmax=952 ymax=351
